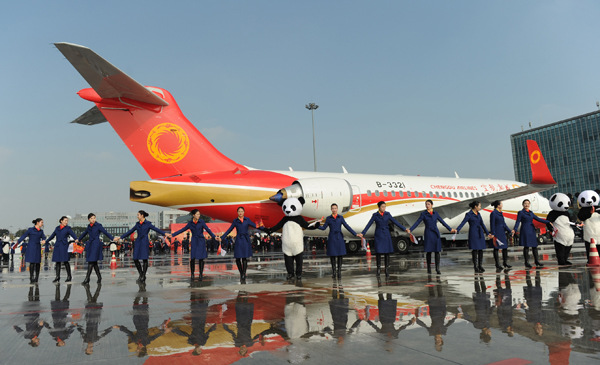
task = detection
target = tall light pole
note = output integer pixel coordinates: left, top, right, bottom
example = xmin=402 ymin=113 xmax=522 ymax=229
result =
xmin=305 ymin=102 xmax=319 ymax=171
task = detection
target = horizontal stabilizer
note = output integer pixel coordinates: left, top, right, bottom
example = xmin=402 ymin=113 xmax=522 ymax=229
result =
xmin=55 ymin=42 xmax=168 ymax=107
xmin=71 ymin=106 xmax=108 ymax=125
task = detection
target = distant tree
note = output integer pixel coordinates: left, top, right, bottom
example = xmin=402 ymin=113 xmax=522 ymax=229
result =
xmin=0 ymin=229 xmax=9 ymax=237
xmin=15 ymin=229 xmax=27 ymax=239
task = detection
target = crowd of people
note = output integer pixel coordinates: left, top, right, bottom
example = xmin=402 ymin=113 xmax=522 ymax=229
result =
xmin=9 ymin=194 xmax=597 ymax=286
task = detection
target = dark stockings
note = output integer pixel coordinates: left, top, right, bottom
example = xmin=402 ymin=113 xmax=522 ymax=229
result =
xmin=190 ymin=259 xmax=205 ymax=280
xmin=236 ymin=258 xmax=248 ymax=281
xmin=82 ymin=262 xmax=101 ymax=284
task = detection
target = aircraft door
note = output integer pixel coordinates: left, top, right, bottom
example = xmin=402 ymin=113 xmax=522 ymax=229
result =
xmin=531 ymin=194 xmax=539 ymax=211
xmin=351 ymin=186 xmax=361 ymax=212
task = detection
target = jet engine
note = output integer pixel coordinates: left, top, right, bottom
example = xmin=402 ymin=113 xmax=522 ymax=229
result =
xmin=270 ymin=178 xmax=353 ymax=218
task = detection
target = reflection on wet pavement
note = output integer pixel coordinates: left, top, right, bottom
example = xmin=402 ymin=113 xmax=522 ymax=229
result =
xmin=1 ymin=245 xmax=600 ymax=364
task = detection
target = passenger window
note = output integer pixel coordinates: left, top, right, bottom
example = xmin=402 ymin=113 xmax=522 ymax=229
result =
xmin=367 ymin=190 xmax=371 ymax=196
xmin=375 ymin=190 xmax=380 ymax=196
xmin=453 ymin=192 xmax=458 ymax=198
xmin=383 ymin=190 xmax=387 ymax=197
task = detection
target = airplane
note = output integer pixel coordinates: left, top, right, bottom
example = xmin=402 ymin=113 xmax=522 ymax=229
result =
xmin=55 ymin=42 xmax=558 ymax=253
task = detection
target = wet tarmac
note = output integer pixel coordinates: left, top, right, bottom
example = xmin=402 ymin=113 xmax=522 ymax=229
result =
xmin=1 ymin=244 xmax=600 ymax=364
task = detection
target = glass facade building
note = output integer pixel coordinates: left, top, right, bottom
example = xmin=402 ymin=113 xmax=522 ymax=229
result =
xmin=511 ymin=110 xmax=600 ymax=198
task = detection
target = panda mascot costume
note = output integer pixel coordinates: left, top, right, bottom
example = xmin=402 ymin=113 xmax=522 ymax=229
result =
xmin=265 ymin=197 xmax=319 ymax=280
xmin=546 ymin=193 xmax=575 ymax=265
xmin=577 ymin=190 xmax=600 ymax=261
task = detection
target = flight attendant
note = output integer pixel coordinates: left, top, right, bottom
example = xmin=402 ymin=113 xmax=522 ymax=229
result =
xmin=513 ymin=199 xmax=552 ymax=268
xmin=456 ymin=201 xmax=492 ymax=273
xmin=361 ymin=201 xmax=407 ymax=278
xmin=318 ymin=203 xmax=361 ymax=279
xmin=406 ymin=200 xmax=455 ymax=275
xmin=172 ymin=209 xmax=219 ymax=280
xmin=220 ymin=207 xmax=262 ymax=283
xmin=17 ymin=218 xmax=46 ymax=284
xmin=115 ymin=210 xmax=169 ymax=283
xmin=77 ymin=213 xmax=114 ymax=284
xmin=45 ymin=216 xmax=78 ymax=282
xmin=489 ymin=201 xmax=515 ymax=270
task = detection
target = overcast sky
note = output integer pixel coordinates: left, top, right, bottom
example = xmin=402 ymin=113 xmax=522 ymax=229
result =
xmin=2 ymin=1 xmax=599 ymax=231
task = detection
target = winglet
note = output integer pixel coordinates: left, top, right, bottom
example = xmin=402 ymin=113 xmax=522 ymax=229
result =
xmin=526 ymin=140 xmax=556 ymax=185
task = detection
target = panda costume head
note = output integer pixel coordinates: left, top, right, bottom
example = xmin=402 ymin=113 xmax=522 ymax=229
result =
xmin=549 ymin=193 xmax=570 ymax=212
xmin=579 ymin=190 xmax=599 ymax=208
xmin=282 ymin=197 xmax=304 ymax=217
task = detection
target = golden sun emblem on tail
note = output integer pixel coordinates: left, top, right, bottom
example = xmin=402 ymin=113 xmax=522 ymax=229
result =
xmin=147 ymin=123 xmax=190 ymax=164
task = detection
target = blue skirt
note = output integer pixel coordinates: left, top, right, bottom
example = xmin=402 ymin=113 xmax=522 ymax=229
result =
xmin=234 ymin=235 xmax=253 ymax=258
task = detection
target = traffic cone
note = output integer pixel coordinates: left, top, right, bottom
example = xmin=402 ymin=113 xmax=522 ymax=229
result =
xmin=590 ymin=267 xmax=600 ymax=292
xmin=312 ymin=244 xmax=316 ymax=256
xmin=588 ymin=238 xmax=600 ymax=266
xmin=366 ymin=243 xmax=372 ymax=258
xmin=110 ymin=251 xmax=117 ymax=270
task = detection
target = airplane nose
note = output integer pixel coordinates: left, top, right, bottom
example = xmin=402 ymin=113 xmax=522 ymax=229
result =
xmin=269 ymin=190 xmax=287 ymax=203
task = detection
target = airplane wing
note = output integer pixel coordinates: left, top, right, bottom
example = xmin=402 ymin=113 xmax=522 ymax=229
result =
xmin=432 ymin=183 xmax=554 ymax=220
xmin=395 ymin=140 xmax=557 ymax=223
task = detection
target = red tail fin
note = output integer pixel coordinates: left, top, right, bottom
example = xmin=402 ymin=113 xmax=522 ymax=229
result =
xmin=526 ymin=140 xmax=556 ymax=185
xmin=82 ymin=87 xmax=243 ymax=178
xmin=56 ymin=42 xmax=244 ymax=179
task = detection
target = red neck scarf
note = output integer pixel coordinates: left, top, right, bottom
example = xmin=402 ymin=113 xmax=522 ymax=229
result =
xmin=193 ymin=219 xmax=198 ymax=224
xmin=35 ymin=227 xmax=40 ymax=231
xmin=379 ymin=211 xmax=385 ymax=216
xmin=90 ymin=223 xmax=94 ymax=227
xmin=333 ymin=214 xmax=338 ymax=219
xmin=427 ymin=210 xmax=434 ymax=215
xmin=59 ymin=225 xmax=65 ymax=230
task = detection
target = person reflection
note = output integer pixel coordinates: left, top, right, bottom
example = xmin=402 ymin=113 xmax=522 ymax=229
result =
xmin=367 ymin=291 xmax=414 ymax=351
xmin=462 ymin=275 xmax=493 ymax=343
xmin=416 ymin=276 xmax=456 ymax=351
xmin=172 ymin=290 xmax=217 ymax=356
xmin=113 ymin=283 xmax=171 ymax=357
xmin=13 ymin=286 xmax=48 ymax=347
xmin=223 ymin=291 xmax=260 ymax=357
xmin=524 ymin=270 xmax=544 ymax=337
xmin=49 ymin=284 xmax=75 ymax=347
xmin=494 ymin=272 xmax=513 ymax=337
xmin=323 ymin=284 xmax=362 ymax=346
xmin=76 ymin=284 xmax=112 ymax=355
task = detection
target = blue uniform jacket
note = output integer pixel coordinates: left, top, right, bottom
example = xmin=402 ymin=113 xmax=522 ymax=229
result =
xmin=456 ymin=211 xmax=490 ymax=250
xmin=46 ymin=225 xmax=77 ymax=262
xmin=409 ymin=210 xmax=452 ymax=252
xmin=17 ymin=227 xmax=46 ymax=263
xmin=121 ymin=220 xmax=166 ymax=260
xmin=319 ymin=214 xmax=357 ymax=256
xmin=222 ymin=217 xmax=258 ymax=259
xmin=172 ymin=220 xmax=216 ymax=259
xmin=361 ymin=211 xmax=406 ymax=254
xmin=78 ymin=223 xmax=114 ymax=262
xmin=514 ymin=209 xmax=549 ymax=247
xmin=489 ymin=209 xmax=512 ymax=249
